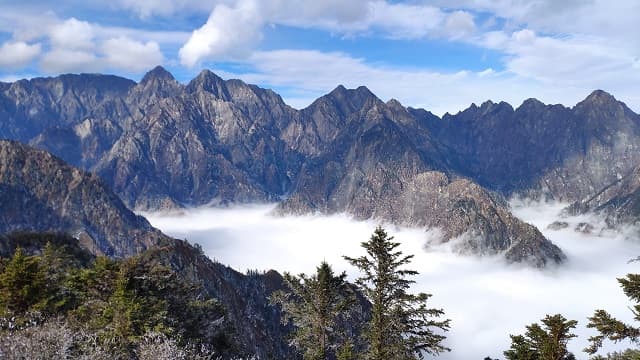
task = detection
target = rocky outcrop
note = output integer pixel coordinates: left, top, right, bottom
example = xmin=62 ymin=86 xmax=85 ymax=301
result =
xmin=423 ymin=91 xmax=640 ymax=202
xmin=0 ymin=142 xmax=297 ymax=358
xmin=14 ymin=69 xmax=640 ymax=264
xmin=0 ymin=140 xmax=170 ymax=257
xmin=567 ymin=165 xmax=640 ymax=227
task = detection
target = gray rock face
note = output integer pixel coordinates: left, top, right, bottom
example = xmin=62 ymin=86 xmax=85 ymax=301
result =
xmin=0 ymin=141 xmax=300 ymax=358
xmin=0 ymin=140 xmax=169 ymax=257
xmin=13 ymin=68 xmax=640 ymax=264
xmin=423 ymin=90 xmax=640 ymax=202
xmin=567 ymin=165 xmax=640 ymax=227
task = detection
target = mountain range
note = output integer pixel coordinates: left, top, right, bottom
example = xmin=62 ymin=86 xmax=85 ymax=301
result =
xmin=2 ymin=66 xmax=640 ymax=265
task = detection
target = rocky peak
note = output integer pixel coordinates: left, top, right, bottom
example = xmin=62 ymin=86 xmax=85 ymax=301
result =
xmin=308 ymin=84 xmax=380 ymax=117
xmin=518 ymin=98 xmax=546 ymax=111
xmin=140 ymin=65 xmax=175 ymax=84
xmin=186 ymin=69 xmax=230 ymax=100
xmin=386 ymin=98 xmax=405 ymax=111
xmin=131 ymin=66 xmax=182 ymax=103
xmin=578 ymin=89 xmax=619 ymax=107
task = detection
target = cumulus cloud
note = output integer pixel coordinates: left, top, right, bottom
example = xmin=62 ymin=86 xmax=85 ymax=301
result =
xmin=0 ymin=41 xmax=41 ymax=69
xmin=145 ymin=201 xmax=640 ymax=358
xmin=102 ymin=37 xmax=164 ymax=72
xmin=49 ymin=18 xmax=95 ymax=50
xmin=179 ymin=0 xmax=477 ymax=66
xmin=40 ymin=48 xmax=100 ymax=73
xmin=179 ymin=0 xmax=263 ymax=67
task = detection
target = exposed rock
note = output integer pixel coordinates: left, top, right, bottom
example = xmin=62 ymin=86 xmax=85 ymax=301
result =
xmin=547 ymin=221 xmax=569 ymax=230
xmin=0 ymin=140 xmax=169 ymax=257
xmin=423 ymin=90 xmax=640 ymax=202
xmin=13 ymin=69 xmax=640 ymax=264
xmin=567 ymin=165 xmax=640 ymax=227
xmin=575 ymin=222 xmax=595 ymax=234
xmin=0 ymin=142 xmax=297 ymax=358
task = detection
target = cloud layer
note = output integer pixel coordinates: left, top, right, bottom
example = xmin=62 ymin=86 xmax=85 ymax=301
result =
xmin=146 ymin=201 xmax=640 ymax=358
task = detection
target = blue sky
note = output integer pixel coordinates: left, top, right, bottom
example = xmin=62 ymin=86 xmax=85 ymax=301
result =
xmin=1 ymin=0 xmax=639 ymax=115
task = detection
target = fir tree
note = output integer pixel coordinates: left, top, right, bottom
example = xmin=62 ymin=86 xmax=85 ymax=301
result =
xmin=503 ymin=314 xmax=577 ymax=360
xmin=586 ymin=273 xmax=640 ymax=354
xmin=344 ymin=226 xmax=450 ymax=360
xmin=270 ymin=261 xmax=357 ymax=360
xmin=0 ymin=247 xmax=45 ymax=315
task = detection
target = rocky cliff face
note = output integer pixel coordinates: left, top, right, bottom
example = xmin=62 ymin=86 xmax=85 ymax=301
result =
xmin=423 ymin=90 xmax=640 ymax=202
xmin=0 ymin=140 xmax=169 ymax=257
xmin=0 ymin=142 xmax=296 ymax=358
xmin=8 ymin=68 xmax=639 ymax=264
xmin=567 ymin=165 xmax=640 ymax=227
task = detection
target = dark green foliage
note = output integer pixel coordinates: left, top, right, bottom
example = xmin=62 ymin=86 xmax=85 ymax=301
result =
xmin=0 ymin=234 xmax=233 ymax=358
xmin=503 ymin=314 xmax=577 ymax=360
xmin=344 ymin=226 xmax=450 ymax=360
xmin=0 ymin=247 xmax=46 ymax=315
xmin=586 ymin=273 xmax=640 ymax=355
xmin=0 ymin=232 xmax=94 ymax=266
xmin=271 ymin=261 xmax=358 ymax=360
xmin=591 ymin=349 xmax=640 ymax=359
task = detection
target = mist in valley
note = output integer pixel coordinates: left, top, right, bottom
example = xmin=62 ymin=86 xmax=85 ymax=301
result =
xmin=145 ymin=201 xmax=640 ymax=359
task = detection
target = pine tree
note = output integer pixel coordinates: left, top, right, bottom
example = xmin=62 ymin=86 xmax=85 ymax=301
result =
xmin=270 ymin=261 xmax=356 ymax=360
xmin=0 ymin=247 xmax=46 ymax=315
xmin=504 ymin=314 xmax=577 ymax=360
xmin=344 ymin=226 xmax=450 ymax=360
xmin=586 ymin=273 xmax=640 ymax=354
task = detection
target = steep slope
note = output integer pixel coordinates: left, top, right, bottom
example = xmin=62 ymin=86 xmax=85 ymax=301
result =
xmin=0 ymin=74 xmax=134 ymax=141
xmin=567 ymin=165 xmax=640 ymax=227
xmin=0 ymin=140 xmax=169 ymax=257
xmin=279 ymin=93 xmax=563 ymax=266
xmin=0 ymin=141 xmax=299 ymax=358
xmin=27 ymin=67 xmax=302 ymax=209
xmin=425 ymin=91 xmax=640 ymax=201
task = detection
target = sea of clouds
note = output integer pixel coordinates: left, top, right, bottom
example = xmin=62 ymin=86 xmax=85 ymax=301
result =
xmin=145 ymin=200 xmax=640 ymax=359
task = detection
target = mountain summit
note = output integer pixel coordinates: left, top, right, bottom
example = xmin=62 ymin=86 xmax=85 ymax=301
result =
xmin=4 ymin=68 xmax=640 ymax=265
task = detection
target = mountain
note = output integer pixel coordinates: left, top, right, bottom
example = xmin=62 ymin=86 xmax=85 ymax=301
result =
xmin=0 ymin=140 xmax=169 ymax=257
xmin=422 ymin=90 xmax=640 ymax=202
xmin=277 ymin=89 xmax=563 ymax=266
xmin=567 ymin=164 xmax=640 ymax=227
xmin=0 ymin=141 xmax=297 ymax=358
xmin=8 ymin=68 xmax=639 ymax=264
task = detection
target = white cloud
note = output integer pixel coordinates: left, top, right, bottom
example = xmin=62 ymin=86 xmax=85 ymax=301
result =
xmin=212 ymin=49 xmax=638 ymax=116
xmin=444 ymin=10 xmax=476 ymax=39
xmin=179 ymin=0 xmax=477 ymax=66
xmin=145 ymin=201 xmax=640 ymax=358
xmin=474 ymin=29 xmax=640 ymax=106
xmin=49 ymin=18 xmax=95 ymax=50
xmin=40 ymin=48 xmax=100 ymax=73
xmin=0 ymin=41 xmax=41 ymax=69
xmin=179 ymin=0 xmax=263 ymax=66
xmin=102 ymin=37 xmax=164 ymax=72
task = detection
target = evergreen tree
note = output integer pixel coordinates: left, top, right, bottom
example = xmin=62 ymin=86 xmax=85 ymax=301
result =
xmin=270 ymin=261 xmax=356 ymax=360
xmin=504 ymin=314 xmax=577 ymax=360
xmin=344 ymin=226 xmax=450 ymax=360
xmin=586 ymin=273 xmax=640 ymax=355
xmin=0 ymin=247 xmax=45 ymax=315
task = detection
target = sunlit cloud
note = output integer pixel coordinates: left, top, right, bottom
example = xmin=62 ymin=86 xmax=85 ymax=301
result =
xmin=145 ymin=201 xmax=640 ymax=358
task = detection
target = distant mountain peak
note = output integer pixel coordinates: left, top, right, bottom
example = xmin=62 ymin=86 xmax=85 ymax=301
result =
xmin=140 ymin=65 xmax=175 ymax=84
xmin=386 ymin=98 xmax=404 ymax=109
xmin=520 ymin=98 xmax=545 ymax=108
xmin=578 ymin=89 xmax=619 ymax=107
xmin=186 ymin=69 xmax=228 ymax=98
